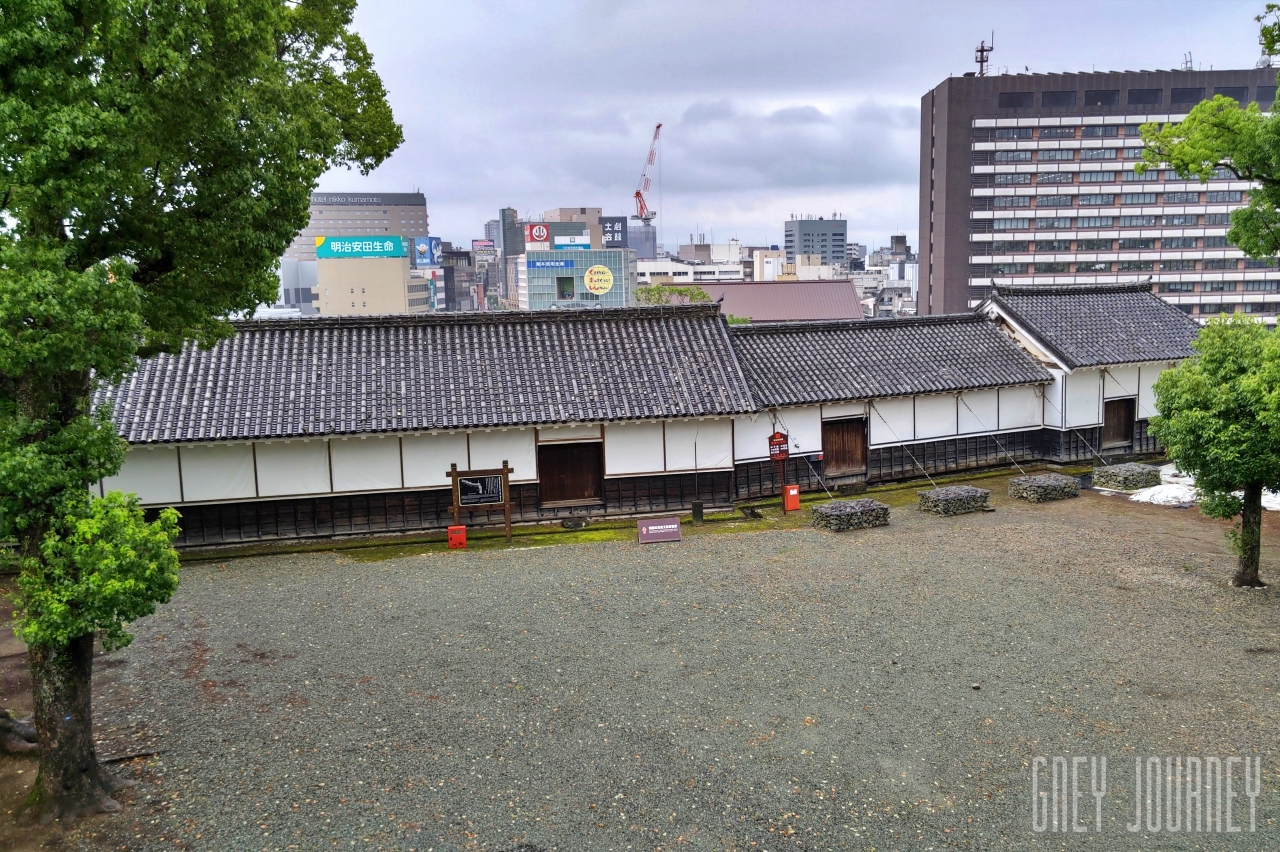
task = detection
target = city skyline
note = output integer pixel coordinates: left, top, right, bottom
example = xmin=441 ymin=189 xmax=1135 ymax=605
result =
xmin=314 ymin=0 xmax=1266 ymax=251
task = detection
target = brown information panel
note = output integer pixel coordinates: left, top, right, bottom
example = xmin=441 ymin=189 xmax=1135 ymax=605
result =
xmin=447 ymin=462 xmax=513 ymax=543
xmin=638 ymin=516 xmax=682 ymax=544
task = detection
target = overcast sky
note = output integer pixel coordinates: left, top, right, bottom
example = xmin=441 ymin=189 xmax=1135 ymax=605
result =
xmin=316 ymin=0 xmax=1267 ymax=253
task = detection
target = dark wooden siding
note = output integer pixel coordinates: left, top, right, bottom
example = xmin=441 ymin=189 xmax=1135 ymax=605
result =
xmin=867 ymin=430 xmax=1040 ymax=482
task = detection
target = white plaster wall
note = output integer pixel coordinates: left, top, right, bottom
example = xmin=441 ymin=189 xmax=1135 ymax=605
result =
xmin=999 ymin=385 xmax=1042 ymax=430
xmin=732 ymin=414 xmax=775 ymax=462
xmin=604 ymin=422 xmax=665 ymax=476
xmin=822 ymin=401 xmax=868 ymax=420
xmin=102 ymin=446 xmax=182 ymax=505
xmin=1041 ymin=370 xmax=1066 ymax=428
xmin=774 ymin=406 xmax=822 ymax=454
xmin=1104 ymin=365 xmax=1141 ymax=400
xmin=401 ymin=432 xmax=469 ymax=488
xmin=469 ymin=429 xmax=537 ymax=482
xmin=180 ymin=444 xmax=256 ymax=502
xmin=1138 ymin=364 xmax=1166 ymax=419
xmin=537 ymin=424 xmax=602 ymax=443
xmin=330 ymin=436 xmax=403 ymax=492
xmin=1064 ymin=369 xmax=1102 ymax=427
xmin=869 ymin=398 xmax=914 ymax=446
xmin=914 ymin=394 xmax=958 ymax=440
xmin=664 ymin=419 xmax=733 ymax=471
xmin=958 ymin=388 xmax=1000 ymax=433
xmin=255 ymin=440 xmax=331 ymax=497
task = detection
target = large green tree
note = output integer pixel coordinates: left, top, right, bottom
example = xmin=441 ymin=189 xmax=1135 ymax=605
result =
xmin=1151 ymin=317 xmax=1280 ymax=588
xmin=0 ymin=0 xmax=400 ymax=822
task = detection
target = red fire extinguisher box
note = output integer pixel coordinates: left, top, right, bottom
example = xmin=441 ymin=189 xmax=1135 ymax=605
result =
xmin=783 ymin=484 xmax=800 ymax=512
xmin=447 ymin=525 xmax=467 ymax=549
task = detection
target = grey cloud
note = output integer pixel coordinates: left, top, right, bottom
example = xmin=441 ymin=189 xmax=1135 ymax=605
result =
xmin=767 ymin=106 xmax=832 ymax=125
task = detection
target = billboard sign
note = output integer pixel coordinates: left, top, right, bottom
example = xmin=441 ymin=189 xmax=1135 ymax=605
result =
xmin=584 ymin=265 xmax=614 ymax=295
xmin=471 ymin=239 xmax=497 ymax=264
xmin=315 ymin=235 xmax=405 ymax=258
xmin=524 ymin=223 xmax=550 ymax=243
xmin=528 ymin=259 xmax=575 ymax=269
xmin=554 ymin=234 xmax=591 ymax=250
xmin=600 ymin=216 xmax=629 ymax=248
xmin=411 ymin=236 xmax=442 ymax=267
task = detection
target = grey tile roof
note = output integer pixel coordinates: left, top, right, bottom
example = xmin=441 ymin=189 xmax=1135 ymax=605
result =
xmin=987 ymin=283 xmax=1200 ymax=370
xmin=97 ymin=305 xmax=757 ymax=443
xmin=729 ymin=315 xmax=1053 ymax=407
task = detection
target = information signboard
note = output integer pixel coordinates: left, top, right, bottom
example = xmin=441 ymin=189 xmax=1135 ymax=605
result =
xmin=769 ymin=432 xmax=790 ymax=461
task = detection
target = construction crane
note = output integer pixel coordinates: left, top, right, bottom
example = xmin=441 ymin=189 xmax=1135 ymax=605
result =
xmin=631 ymin=123 xmax=662 ymax=223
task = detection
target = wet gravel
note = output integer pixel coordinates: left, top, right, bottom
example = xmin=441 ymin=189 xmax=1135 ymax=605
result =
xmin=70 ymin=489 xmax=1280 ymax=851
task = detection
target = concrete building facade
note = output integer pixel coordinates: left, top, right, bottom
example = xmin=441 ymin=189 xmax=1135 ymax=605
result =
xmin=920 ymin=69 xmax=1279 ymax=316
xmin=284 ymin=192 xmax=428 ymax=263
xmin=783 ymin=216 xmax=848 ymax=265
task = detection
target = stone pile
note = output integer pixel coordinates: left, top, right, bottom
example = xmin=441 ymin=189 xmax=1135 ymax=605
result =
xmin=1009 ymin=473 xmax=1080 ymax=503
xmin=812 ymin=499 xmax=890 ymax=531
xmin=917 ymin=485 xmax=991 ymax=516
xmin=1092 ymin=463 xmax=1162 ymax=491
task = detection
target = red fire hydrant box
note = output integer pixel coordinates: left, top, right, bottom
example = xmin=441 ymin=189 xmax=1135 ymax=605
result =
xmin=447 ymin=525 xmax=467 ymax=549
xmin=783 ymin=484 xmax=801 ymax=512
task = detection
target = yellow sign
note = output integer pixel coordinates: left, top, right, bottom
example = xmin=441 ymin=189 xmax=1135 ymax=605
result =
xmin=584 ymin=265 xmax=614 ymax=295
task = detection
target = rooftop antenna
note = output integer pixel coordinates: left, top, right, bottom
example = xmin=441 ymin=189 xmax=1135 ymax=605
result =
xmin=975 ymin=32 xmax=994 ymax=77
xmin=1182 ymin=52 xmax=1194 ymax=72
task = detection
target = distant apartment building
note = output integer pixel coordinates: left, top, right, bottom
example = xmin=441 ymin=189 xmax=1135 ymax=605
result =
xmin=284 ymin=192 xmax=428 ymax=262
xmin=637 ymin=257 xmax=744 ymax=286
xmin=920 ymin=69 xmax=1278 ymax=317
xmin=783 ymin=216 xmax=847 ymax=265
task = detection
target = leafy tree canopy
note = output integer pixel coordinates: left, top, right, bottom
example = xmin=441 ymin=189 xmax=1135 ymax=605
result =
xmin=635 ymin=284 xmax=711 ymax=306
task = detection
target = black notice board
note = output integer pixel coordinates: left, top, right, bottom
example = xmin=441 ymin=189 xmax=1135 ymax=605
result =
xmin=458 ymin=474 xmax=504 ymax=506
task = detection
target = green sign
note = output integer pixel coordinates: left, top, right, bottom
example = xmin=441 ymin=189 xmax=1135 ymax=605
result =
xmin=315 ymin=235 xmax=405 ymax=258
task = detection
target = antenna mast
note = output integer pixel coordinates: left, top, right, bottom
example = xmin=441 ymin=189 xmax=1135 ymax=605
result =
xmin=975 ymin=33 xmax=994 ymax=77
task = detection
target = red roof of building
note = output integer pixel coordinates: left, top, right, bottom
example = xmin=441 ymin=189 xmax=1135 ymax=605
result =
xmin=703 ymin=280 xmax=866 ymax=322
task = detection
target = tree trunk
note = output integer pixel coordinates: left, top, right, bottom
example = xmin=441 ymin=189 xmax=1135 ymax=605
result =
xmin=1231 ymin=482 xmax=1268 ymax=588
xmin=23 ymin=633 xmax=130 ymax=824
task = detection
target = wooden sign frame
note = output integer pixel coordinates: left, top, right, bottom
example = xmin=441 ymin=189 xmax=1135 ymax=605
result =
xmin=446 ymin=460 xmax=513 ymax=543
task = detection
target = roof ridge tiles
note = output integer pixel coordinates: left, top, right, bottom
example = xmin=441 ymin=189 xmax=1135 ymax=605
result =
xmin=231 ymin=303 xmax=722 ymax=331
xmin=992 ymin=282 xmax=1153 ymax=296
xmin=728 ymin=313 xmax=986 ymax=335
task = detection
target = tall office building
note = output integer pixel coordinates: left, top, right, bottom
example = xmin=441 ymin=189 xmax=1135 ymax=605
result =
xmin=783 ymin=216 xmax=847 ymax=265
xmin=284 ymin=192 xmax=428 ymax=262
xmin=920 ymin=69 xmax=1279 ymax=317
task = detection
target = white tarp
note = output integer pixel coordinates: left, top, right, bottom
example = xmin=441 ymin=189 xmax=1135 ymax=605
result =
xmin=1129 ymin=464 xmax=1280 ymax=511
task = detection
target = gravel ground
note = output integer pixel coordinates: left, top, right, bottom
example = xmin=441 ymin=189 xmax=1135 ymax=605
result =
xmin=44 ymin=484 xmax=1280 ymax=851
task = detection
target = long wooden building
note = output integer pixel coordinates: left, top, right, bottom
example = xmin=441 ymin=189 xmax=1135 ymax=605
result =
xmin=93 ymin=283 xmax=1198 ymax=546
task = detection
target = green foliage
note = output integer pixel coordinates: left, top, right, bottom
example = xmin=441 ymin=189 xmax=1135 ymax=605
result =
xmin=14 ymin=493 xmax=180 ymax=652
xmin=726 ymin=314 xmax=752 ymax=324
xmin=634 ymin=285 xmax=712 ymax=306
xmin=1150 ymin=316 xmax=1280 ymax=520
xmin=0 ymin=1 xmax=401 ymax=648
xmin=1138 ymin=84 xmax=1280 ymax=260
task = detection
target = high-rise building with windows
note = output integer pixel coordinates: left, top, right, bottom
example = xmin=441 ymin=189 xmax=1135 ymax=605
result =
xmin=783 ymin=215 xmax=847 ymax=265
xmin=283 ymin=192 xmax=428 ymax=262
xmin=920 ymin=69 xmax=1279 ymax=319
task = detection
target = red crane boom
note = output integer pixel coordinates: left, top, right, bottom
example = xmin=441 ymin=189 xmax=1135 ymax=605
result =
xmin=632 ymin=123 xmax=662 ymax=222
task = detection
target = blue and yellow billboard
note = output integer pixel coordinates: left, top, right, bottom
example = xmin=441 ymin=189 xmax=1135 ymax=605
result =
xmin=315 ymin=235 xmax=406 ymax=258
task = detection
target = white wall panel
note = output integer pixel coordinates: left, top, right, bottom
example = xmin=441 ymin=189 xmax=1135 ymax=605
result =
xmin=537 ymin=424 xmax=601 ymax=442
xmin=914 ymin=394 xmax=958 ymax=440
xmin=958 ymin=388 xmax=1000 ymax=433
xmin=330 ymin=436 xmax=402 ymax=493
xmin=604 ymin=422 xmax=665 ymax=476
xmin=822 ymin=401 xmax=868 ymax=420
xmin=1138 ymin=364 xmax=1165 ymax=419
xmin=102 ymin=447 xmax=182 ymax=505
xmin=869 ymin=398 xmax=915 ymax=446
xmin=733 ymin=414 xmax=775 ymax=462
xmin=1104 ymin=365 xmax=1141 ymax=400
xmin=1042 ymin=371 xmax=1066 ymax=428
xmin=1064 ymin=369 xmax=1102 ymax=427
xmin=179 ymin=444 xmax=256 ymax=502
xmin=469 ymin=429 xmax=537 ymax=482
xmin=998 ymin=385 xmax=1042 ymax=430
xmin=775 ymin=406 xmax=822 ymax=454
xmin=664 ymin=419 xmax=733 ymax=471
xmin=254 ymin=440 xmax=331 ymax=497
xmin=402 ymin=432 xmax=469 ymax=488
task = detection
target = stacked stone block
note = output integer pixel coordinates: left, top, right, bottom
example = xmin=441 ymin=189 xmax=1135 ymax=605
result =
xmin=812 ymin=499 xmax=891 ymax=531
xmin=1008 ymin=473 xmax=1080 ymax=503
xmin=917 ymin=485 xmax=991 ymax=516
xmin=1091 ymin=463 xmax=1161 ymax=491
